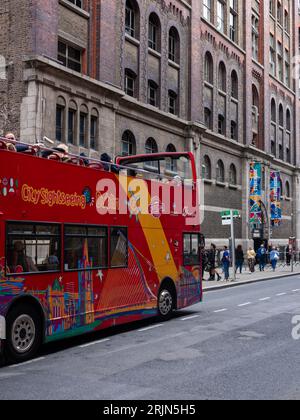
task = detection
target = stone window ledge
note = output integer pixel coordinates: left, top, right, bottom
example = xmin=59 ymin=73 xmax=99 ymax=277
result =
xmin=216 ymin=181 xmax=226 ymax=188
xmin=203 ymin=179 xmax=213 ymax=185
xmin=229 ymin=184 xmax=238 ymax=190
xmin=125 ymin=34 xmax=140 ymax=47
xmin=148 ymin=48 xmax=162 ymax=59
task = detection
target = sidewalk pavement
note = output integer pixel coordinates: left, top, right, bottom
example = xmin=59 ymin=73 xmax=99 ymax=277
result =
xmin=203 ymin=264 xmax=300 ymax=291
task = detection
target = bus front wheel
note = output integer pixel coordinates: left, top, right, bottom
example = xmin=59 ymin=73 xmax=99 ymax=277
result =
xmin=158 ymin=286 xmax=175 ymax=321
xmin=5 ymin=304 xmax=42 ymax=363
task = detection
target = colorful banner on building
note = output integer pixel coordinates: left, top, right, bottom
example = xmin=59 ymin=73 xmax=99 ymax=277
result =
xmin=270 ymin=171 xmax=282 ymax=226
xmin=249 ymin=162 xmax=262 ymax=225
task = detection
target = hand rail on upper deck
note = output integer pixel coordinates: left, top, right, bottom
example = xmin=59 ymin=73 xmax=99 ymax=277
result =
xmin=0 ymin=137 xmax=186 ymax=184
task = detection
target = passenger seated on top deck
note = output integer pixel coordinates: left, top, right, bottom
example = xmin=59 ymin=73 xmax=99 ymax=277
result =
xmin=5 ymin=133 xmax=28 ymax=152
xmin=101 ymin=153 xmax=119 ymax=174
xmin=43 ymin=143 xmax=69 ymax=160
xmin=10 ymin=241 xmax=38 ymax=274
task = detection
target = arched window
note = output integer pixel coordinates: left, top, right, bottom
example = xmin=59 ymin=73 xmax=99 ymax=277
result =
xmin=216 ymin=160 xmax=225 ymax=183
xmin=166 ymin=144 xmax=176 ymax=153
xmin=286 ymin=181 xmax=291 ymax=198
xmin=68 ymin=100 xmax=78 ymax=145
xmin=125 ymin=0 xmax=140 ymax=39
xmin=218 ymin=62 xmax=227 ymax=92
xmin=169 ymin=27 xmax=180 ymax=64
xmin=231 ymin=70 xmax=238 ymax=99
xmin=79 ymin=104 xmax=88 ymax=147
xmin=166 ymin=144 xmax=177 ymax=172
xmin=229 ymin=164 xmax=237 ymax=185
xmin=122 ymin=130 xmax=136 ymax=156
xmin=90 ymin=108 xmax=99 ymax=150
xmin=286 ymin=109 xmax=291 ymax=131
xmin=56 ymin=96 xmax=66 ymax=143
xmin=204 ymin=107 xmax=213 ymax=129
xmin=148 ymin=13 xmax=161 ymax=52
xmin=204 ymin=52 xmax=214 ymax=84
xmin=124 ymin=69 xmax=137 ymax=98
xmin=203 ymin=155 xmax=212 ymax=180
xmin=168 ymin=90 xmax=178 ymax=115
xmin=279 ymin=104 xmax=284 ymax=127
xmin=252 ymin=85 xmax=259 ymax=109
xmin=148 ymin=80 xmax=159 ymax=107
xmin=146 ymin=137 xmax=158 ymax=154
xmin=271 ymin=99 xmax=276 ymax=123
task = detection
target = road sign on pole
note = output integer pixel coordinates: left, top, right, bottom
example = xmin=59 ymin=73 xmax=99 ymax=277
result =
xmin=221 ymin=210 xmax=238 ymax=281
xmin=230 ymin=210 xmax=236 ymax=282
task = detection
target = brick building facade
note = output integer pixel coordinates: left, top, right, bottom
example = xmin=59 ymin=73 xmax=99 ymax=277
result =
xmin=0 ymin=0 xmax=300 ymax=249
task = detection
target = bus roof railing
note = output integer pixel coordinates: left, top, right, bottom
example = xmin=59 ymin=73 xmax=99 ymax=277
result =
xmin=0 ymin=136 xmax=192 ymax=183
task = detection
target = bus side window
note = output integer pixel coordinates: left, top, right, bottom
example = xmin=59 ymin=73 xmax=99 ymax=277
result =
xmin=6 ymin=223 xmax=61 ymax=274
xmin=110 ymin=228 xmax=128 ymax=268
xmin=183 ymin=233 xmax=200 ymax=266
xmin=64 ymin=225 xmax=108 ymax=271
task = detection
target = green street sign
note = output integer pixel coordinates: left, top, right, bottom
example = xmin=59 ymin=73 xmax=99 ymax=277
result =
xmin=221 ymin=210 xmax=240 ymax=219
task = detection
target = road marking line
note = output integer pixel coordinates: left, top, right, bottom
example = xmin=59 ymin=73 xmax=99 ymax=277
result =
xmin=79 ymin=338 xmax=110 ymax=348
xmin=214 ymin=309 xmax=228 ymax=313
xmin=292 ymin=289 xmax=300 ymax=292
xmin=9 ymin=357 xmax=45 ymax=369
xmin=181 ymin=315 xmax=200 ymax=321
xmin=138 ymin=324 xmax=163 ymax=332
xmin=259 ymin=297 xmax=271 ymax=301
xmin=276 ymin=293 xmax=287 ymax=296
xmin=238 ymin=302 xmax=252 ymax=307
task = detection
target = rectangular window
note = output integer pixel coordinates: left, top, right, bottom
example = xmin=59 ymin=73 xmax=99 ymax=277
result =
xmin=6 ymin=223 xmax=61 ymax=275
xmin=58 ymin=41 xmax=82 ymax=73
xmin=67 ymin=0 xmax=82 ymax=8
xmin=184 ymin=234 xmax=200 ymax=266
xmin=216 ymin=1 xmax=225 ymax=33
xmin=64 ymin=225 xmax=108 ymax=271
xmin=110 ymin=227 xmax=128 ymax=268
xmin=203 ymin=0 xmax=212 ymax=22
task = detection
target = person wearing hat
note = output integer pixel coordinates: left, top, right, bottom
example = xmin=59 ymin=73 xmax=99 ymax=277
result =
xmin=43 ymin=143 xmax=69 ymax=159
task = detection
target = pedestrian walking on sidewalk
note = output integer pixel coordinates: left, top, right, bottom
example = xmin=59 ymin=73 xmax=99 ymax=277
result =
xmin=247 ymin=247 xmax=256 ymax=273
xmin=257 ymin=244 xmax=267 ymax=272
xmin=286 ymin=245 xmax=292 ymax=266
xmin=235 ymin=245 xmax=244 ymax=274
xmin=222 ymin=246 xmax=231 ymax=281
xmin=270 ymin=247 xmax=280 ymax=272
xmin=208 ymin=244 xmax=222 ymax=281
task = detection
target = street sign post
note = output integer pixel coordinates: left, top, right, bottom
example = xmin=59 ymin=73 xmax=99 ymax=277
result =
xmin=221 ymin=210 xmax=240 ymax=282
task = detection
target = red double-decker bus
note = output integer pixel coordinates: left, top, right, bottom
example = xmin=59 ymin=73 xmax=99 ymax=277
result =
xmin=0 ymin=138 xmax=203 ymax=363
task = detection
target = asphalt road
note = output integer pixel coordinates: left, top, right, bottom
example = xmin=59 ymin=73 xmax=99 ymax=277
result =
xmin=1 ymin=275 xmax=300 ymax=400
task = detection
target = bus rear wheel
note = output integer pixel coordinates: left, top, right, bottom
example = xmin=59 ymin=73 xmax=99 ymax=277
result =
xmin=5 ymin=304 xmax=42 ymax=364
xmin=158 ymin=287 xmax=175 ymax=321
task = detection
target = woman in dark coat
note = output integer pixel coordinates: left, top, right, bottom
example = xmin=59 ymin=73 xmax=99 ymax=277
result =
xmin=208 ymin=244 xmax=221 ymax=281
xmin=235 ymin=245 xmax=244 ymax=274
